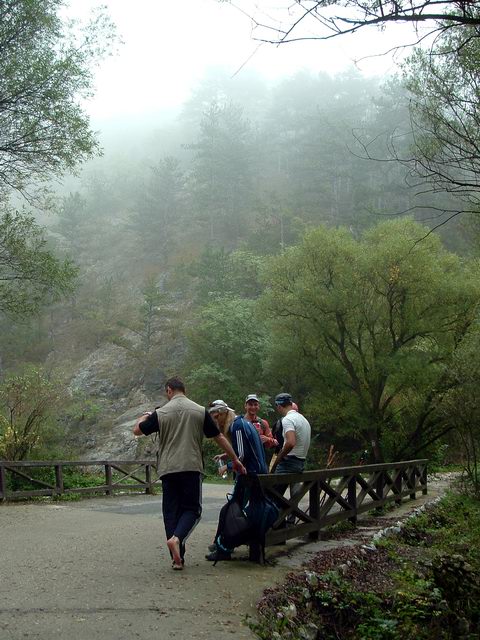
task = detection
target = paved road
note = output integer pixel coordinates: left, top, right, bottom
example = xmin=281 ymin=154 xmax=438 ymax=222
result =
xmin=68 ymin=486 xmax=231 ymax=521
xmin=0 ymin=483 xmax=281 ymax=640
xmin=0 ymin=478 xmax=449 ymax=640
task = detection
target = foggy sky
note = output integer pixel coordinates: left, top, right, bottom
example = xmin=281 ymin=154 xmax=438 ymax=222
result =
xmin=69 ymin=0 xmax=416 ymax=124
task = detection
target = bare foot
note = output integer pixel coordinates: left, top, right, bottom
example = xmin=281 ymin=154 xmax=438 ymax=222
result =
xmin=167 ymin=536 xmax=182 ymax=569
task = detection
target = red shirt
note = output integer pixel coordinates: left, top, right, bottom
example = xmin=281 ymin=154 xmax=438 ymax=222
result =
xmin=245 ymin=416 xmax=278 ymax=449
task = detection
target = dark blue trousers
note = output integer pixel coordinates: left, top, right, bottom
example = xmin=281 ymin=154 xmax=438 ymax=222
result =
xmin=161 ymin=471 xmax=202 ymax=558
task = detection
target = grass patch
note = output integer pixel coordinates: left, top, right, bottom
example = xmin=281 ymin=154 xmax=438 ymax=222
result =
xmin=320 ymin=519 xmax=356 ymax=540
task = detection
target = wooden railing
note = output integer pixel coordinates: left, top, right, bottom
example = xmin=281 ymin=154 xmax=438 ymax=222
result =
xmin=1 ymin=459 xmax=427 ymax=547
xmin=257 ymin=459 xmax=428 ymax=546
xmin=0 ymin=460 xmax=159 ymax=500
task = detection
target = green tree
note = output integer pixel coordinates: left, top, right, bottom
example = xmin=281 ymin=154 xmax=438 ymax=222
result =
xmin=0 ymin=0 xmax=116 ymax=194
xmin=0 ymin=1 xmax=115 ymax=319
xmin=188 ymin=102 xmax=256 ymax=242
xmin=186 ymin=247 xmax=264 ymax=302
xmin=53 ymin=191 xmax=102 ymax=265
xmin=262 ymin=218 xmax=480 ymax=461
xmin=185 ymin=296 xmax=268 ymax=408
xmin=0 ymin=365 xmax=65 ymax=460
xmin=402 ymin=25 xmax=480 ymax=216
xmin=441 ymin=330 xmax=480 ymax=496
xmin=0 ymin=208 xmax=77 ymax=316
xmin=128 ymin=156 xmax=186 ymax=265
xmin=113 ymin=278 xmax=179 ymax=391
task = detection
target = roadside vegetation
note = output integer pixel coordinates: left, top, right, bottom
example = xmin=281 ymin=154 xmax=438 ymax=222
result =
xmin=251 ymin=491 xmax=480 ymax=640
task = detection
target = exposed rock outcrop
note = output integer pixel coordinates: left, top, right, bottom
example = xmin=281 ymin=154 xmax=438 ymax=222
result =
xmin=66 ymin=342 xmax=166 ymax=460
xmin=69 ymin=343 xmax=139 ymax=400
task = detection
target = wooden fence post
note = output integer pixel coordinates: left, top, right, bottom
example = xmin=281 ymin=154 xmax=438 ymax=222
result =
xmin=105 ymin=464 xmax=113 ymax=495
xmin=308 ymin=480 xmax=320 ymax=540
xmin=145 ymin=464 xmax=152 ymax=495
xmin=376 ymin=470 xmax=384 ymax=504
xmin=421 ymin=464 xmax=428 ymax=495
xmin=0 ymin=462 xmax=6 ymax=501
xmin=348 ymin=474 xmax=357 ymax=525
xmin=394 ymin=470 xmax=402 ymax=505
xmin=409 ymin=467 xmax=416 ymax=500
xmin=54 ymin=464 xmax=64 ymax=495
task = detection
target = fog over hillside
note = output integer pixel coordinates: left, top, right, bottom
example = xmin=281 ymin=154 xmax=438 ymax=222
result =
xmin=1 ymin=0 xmax=479 ymax=470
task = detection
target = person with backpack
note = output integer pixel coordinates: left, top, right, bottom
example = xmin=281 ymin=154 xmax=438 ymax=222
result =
xmin=206 ymin=473 xmax=279 ymax=565
xmin=206 ymin=401 xmax=270 ymax=562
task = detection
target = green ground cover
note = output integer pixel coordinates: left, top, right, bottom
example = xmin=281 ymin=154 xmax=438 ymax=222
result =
xmin=252 ymin=493 xmax=480 ymax=640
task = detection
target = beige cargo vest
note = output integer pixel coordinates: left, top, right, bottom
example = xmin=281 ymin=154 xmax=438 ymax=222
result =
xmin=155 ymin=394 xmax=206 ymax=478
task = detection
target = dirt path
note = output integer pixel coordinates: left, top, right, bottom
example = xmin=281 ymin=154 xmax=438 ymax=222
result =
xmin=0 ymin=474 xmax=454 ymax=640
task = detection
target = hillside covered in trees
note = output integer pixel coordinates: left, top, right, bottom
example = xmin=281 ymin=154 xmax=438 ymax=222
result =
xmin=1 ymin=1 xmax=479 ymax=489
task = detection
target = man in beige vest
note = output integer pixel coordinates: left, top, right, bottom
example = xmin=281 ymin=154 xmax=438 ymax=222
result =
xmin=133 ymin=376 xmax=246 ymax=570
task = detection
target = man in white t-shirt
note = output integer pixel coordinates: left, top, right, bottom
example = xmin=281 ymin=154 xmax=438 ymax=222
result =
xmin=271 ymin=392 xmax=311 ymax=474
xmin=271 ymin=392 xmax=311 ymax=527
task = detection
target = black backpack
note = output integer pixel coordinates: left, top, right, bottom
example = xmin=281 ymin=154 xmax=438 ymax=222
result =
xmin=217 ymin=473 xmax=279 ymax=563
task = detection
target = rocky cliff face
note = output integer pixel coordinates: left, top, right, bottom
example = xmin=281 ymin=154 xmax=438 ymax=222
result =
xmin=66 ymin=343 xmax=165 ymax=460
xmin=69 ymin=343 xmax=140 ymax=400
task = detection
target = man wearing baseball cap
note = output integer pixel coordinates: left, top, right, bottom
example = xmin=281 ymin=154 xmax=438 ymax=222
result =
xmin=244 ymin=393 xmax=278 ymax=451
xmin=271 ymin=393 xmax=311 ymax=527
xmin=271 ymin=393 xmax=311 ymax=474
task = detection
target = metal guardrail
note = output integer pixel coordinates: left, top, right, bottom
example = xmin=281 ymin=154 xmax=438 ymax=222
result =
xmin=0 ymin=460 xmax=159 ymax=500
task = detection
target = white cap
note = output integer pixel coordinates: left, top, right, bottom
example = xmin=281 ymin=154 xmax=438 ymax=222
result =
xmin=208 ymin=399 xmax=234 ymax=413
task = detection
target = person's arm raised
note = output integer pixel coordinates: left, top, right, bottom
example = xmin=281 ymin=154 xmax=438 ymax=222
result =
xmin=133 ymin=411 xmax=155 ymax=436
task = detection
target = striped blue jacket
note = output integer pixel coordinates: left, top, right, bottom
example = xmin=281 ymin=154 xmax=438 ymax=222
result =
xmin=230 ymin=416 xmax=268 ymax=475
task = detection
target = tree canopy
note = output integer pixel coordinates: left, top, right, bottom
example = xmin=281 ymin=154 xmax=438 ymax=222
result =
xmin=401 ymin=24 xmax=480 ymax=218
xmin=243 ymin=1 xmax=480 ymax=50
xmin=1 ymin=53 xmax=477 ymax=466
xmin=0 ymin=207 xmax=77 ymax=315
xmin=262 ymin=218 xmax=480 ymax=461
xmin=0 ymin=0 xmax=115 ymax=195
xmin=0 ymin=0 xmax=115 ymax=318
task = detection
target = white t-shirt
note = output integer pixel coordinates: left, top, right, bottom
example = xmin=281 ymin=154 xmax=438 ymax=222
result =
xmin=282 ymin=410 xmax=311 ymax=459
